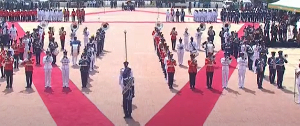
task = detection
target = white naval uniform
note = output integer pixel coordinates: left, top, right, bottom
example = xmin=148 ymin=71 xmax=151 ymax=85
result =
xmin=205 ymin=43 xmax=214 ymax=55
xmin=223 ymin=31 xmax=230 ymax=43
xmin=45 ymin=11 xmax=49 ymax=21
xmin=203 ymin=12 xmax=207 ymax=22
xmin=207 ymin=11 xmax=212 ymax=22
xmin=213 ymin=11 xmax=218 ymax=22
xmin=189 ymin=41 xmax=198 ymax=57
xmin=296 ymin=68 xmax=300 ymax=103
xmin=240 ymin=44 xmax=247 ymax=58
xmin=164 ymin=56 xmax=169 ymax=82
xmin=59 ymin=11 xmax=63 ymax=21
xmin=71 ymin=44 xmax=79 ymax=65
xmin=193 ymin=11 xmax=198 ymax=22
xmin=221 ymin=57 xmax=232 ymax=88
xmin=183 ymin=32 xmax=189 ymax=50
xmin=43 ymin=56 xmax=53 ymax=87
xmin=166 ymin=11 xmax=170 ymax=22
xmin=88 ymin=47 xmax=96 ymax=71
xmin=195 ymin=31 xmax=202 ymax=50
xmin=252 ymin=45 xmax=260 ymax=73
xmin=199 ymin=11 xmax=203 ymax=22
xmin=237 ymin=57 xmax=247 ymax=88
xmin=39 ymin=28 xmax=44 ymax=43
xmin=23 ymin=38 xmax=30 ymax=59
xmin=176 ymin=42 xmax=184 ymax=65
xmin=61 ymin=57 xmax=70 ymax=87
xmin=83 ymin=31 xmax=89 ymax=46
xmin=9 ymin=27 xmax=17 ymax=40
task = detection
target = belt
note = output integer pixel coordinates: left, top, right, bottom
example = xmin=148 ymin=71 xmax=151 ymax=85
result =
xmin=167 ymin=65 xmax=174 ymax=67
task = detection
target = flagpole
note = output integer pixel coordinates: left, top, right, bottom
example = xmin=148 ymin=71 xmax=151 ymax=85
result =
xmin=124 ymin=30 xmax=127 ymax=61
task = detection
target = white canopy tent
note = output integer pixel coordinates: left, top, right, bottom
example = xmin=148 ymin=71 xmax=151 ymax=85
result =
xmin=268 ymin=0 xmax=300 ymax=12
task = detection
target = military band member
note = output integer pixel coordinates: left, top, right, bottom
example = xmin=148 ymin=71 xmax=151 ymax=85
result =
xmin=18 ymin=39 xmax=25 ymax=61
xmin=237 ymin=52 xmax=247 ymax=88
xmin=276 ymin=51 xmax=288 ymax=89
xmin=205 ymin=53 xmax=216 ymax=89
xmin=267 ymin=52 xmax=276 ymax=84
xmin=79 ymin=55 xmax=89 ymax=88
xmin=87 ymin=41 xmax=96 ymax=71
xmin=195 ymin=28 xmax=202 ymax=50
xmin=43 ymin=51 xmax=53 ymax=88
xmin=48 ymin=38 xmax=59 ymax=64
xmin=59 ymin=27 xmax=66 ymax=50
xmin=166 ymin=54 xmax=177 ymax=89
xmin=12 ymin=40 xmax=19 ymax=69
xmin=170 ymin=27 xmax=177 ymax=50
xmin=119 ymin=61 xmax=135 ymax=118
xmin=188 ymin=54 xmax=197 ymax=89
xmin=252 ymin=43 xmax=260 ymax=73
xmin=255 ymin=54 xmax=266 ymax=89
xmin=35 ymin=42 xmax=42 ymax=65
xmin=83 ymin=27 xmax=89 ymax=47
xmin=0 ymin=46 xmax=5 ymax=78
xmin=295 ymin=64 xmax=300 ymax=103
xmin=70 ymin=37 xmax=81 ymax=65
xmin=98 ymin=28 xmax=106 ymax=54
xmin=3 ymin=51 xmax=14 ymax=88
xmin=189 ymin=37 xmax=198 ymax=57
xmin=61 ymin=50 xmax=70 ymax=88
xmin=20 ymin=52 xmax=34 ymax=88
xmin=207 ymin=26 xmax=215 ymax=42
xmin=221 ymin=53 xmax=232 ymax=89
xmin=202 ymin=40 xmax=215 ymax=57
xmin=9 ymin=24 xmax=18 ymax=45
xmin=176 ymin=38 xmax=184 ymax=65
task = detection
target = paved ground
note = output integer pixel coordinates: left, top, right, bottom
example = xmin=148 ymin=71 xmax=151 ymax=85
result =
xmin=0 ymin=8 xmax=299 ymax=126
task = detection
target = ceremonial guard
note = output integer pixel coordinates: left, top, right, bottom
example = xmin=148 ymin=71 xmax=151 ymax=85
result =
xmin=83 ymin=27 xmax=89 ymax=47
xmin=9 ymin=24 xmax=18 ymax=45
xmin=183 ymin=28 xmax=190 ymax=50
xmin=48 ymin=27 xmax=54 ymax=42
xmin=79 ymin=55 xmax=89 ymax=88
xmin=255 ymin=53 xmax=266 ymax=89
xmin=2 ymin=25 xmax=9 ymax=46
xmin=189 ymin=37 xmax=198 ymax=57
xmin=20 ymin=52 xmax=34 ymax=88
xmin=170 ymin=27 xmax=177 ymax=50
xmin=295 ymin=64 xmax=300 ymax=103
xmin=195 ymin=28 xmax=202 ymax=50
xmin=61 ymin=50 xmax=70 ymax=88
xmin=237 ymin=52 xmax=247 ymax=88
xmin=0 ymin=46 xmax=5 ymax=78
xmin=246 ymin=43 xmax=254 ymax=70
xmin=18 ymin=39 xmax=25 ymax=61
xmin=205 ymin=53 xmax=215 ymax=89
xmin=166 ymin=9 xmax=170 ymax=22
xmin=87 ymin=40 xmax=96 ymax=71
xmin=176 ymin=38 xmax=184 ymax=65
xmin=166 ymin=54 xmax=177 ymax=89
xmin=188 ymin=54 xmax=197 ymax=89
xmin=252 ymin=43 xmax=260 ymax=73
xmin=43 ymin=51 xmax=53 ymax=88
xmin=70 ymin=37 xmax=81 ymax=65
xmin=267 ymin=52 xmax=276 ymax=84
xmin=221 ymin=53 xmax=232 ymax=89
xmin=3 ymin=51 xmax=14 ymax=88
xmin=12 ymin=40 xmax=19 ymax=69
xmin=98 ymin=27 xmax=106 ymax=54
xmin=59 ymin=27 xmax=66 ymax=50
xmin=207 ymin=26 xmax=215 ymax=42
xmin=119 ymin=61 xmax=135 ymax=118
xmin=276 ymin=51 xmax=288 ymax=89
xmin=34 ymin=41 xmax=42 ymax=65
xmin=48 ymin=38 xmax=59 ymax=64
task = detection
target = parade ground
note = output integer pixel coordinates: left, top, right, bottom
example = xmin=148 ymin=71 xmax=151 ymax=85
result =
xmin=0 ymin=8 xmax=300 ymax=126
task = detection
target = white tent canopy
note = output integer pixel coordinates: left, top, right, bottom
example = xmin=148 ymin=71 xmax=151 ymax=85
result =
xmin=268 ymin=0 xmax=300 ymax=12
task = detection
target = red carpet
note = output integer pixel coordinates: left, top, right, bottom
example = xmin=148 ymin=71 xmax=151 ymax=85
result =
xmin=13 ymin=23 xmax=114 ymax=126
xmin=146 ymin=23 xmax=259 ymax=126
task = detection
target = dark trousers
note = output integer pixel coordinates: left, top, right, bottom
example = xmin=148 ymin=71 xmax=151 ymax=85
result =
xmin=100 ymin=39 xmax=104 ymax=52
xmin=171 ymin=39 xmax=176 ymax=50
xmin=248 ymin=57 xmax=253 ymax=70
xmin=189 ymin=73 xmax=196 ymax=88
xmin=161 ymin=63 xmax=167 ymax=79
xmin=277 ymin=70 xmax=285 ymax=88
xmin=19 ymin=52 xmax=24 ymax=60
xmin=206 ymin=72 xmax=213 ymax=88
xmin=13 ymin=54 xmax=19 ymax=68
xmin=122 ymin=95 xmax=133 ymax=116
xmin=0 ymin=66 xmax=4 ymax=77
xmin=5 ymin=70 xmax=13 ymax=88
xmin=257 ymin=71 xmax=264 ymax=88
xmin=81 ymin=71 xmax=88 ymax=87
xmin=61 ymin=39 xmax=65 ymax=50
xmin=153 ymin=39 xmax=156 ymax=50
xmin=168 ymin=72 xmax=175 ymax=88
xmin=35 ymin=52 xmax=41 ymax=64
xmin=269 ymin=69 xmax=276 ymax=84
xmin=52 ymin=55 xmax=57 ymax=64
xmin=25 ymin=71 xmax=33 ymax=87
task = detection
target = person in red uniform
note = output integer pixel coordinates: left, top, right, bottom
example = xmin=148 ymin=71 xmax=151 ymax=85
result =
xmin=18 ymin=39 xmax=25 ymax=60
xmin=59 ymin=27 xmax=66 ymax=50
xmin=3 ymin=51 xmax=14 ymax=88
xmin=170 ymin=27 xmax=177 ymax=50
xmin=71 ymin=9 xmax=76 ymax=22
xmin=12 ymin=40 xmax=19 ymax=69
xmin=48 ymin=28 xmax=54 ymax=41
xmin=81 ymin=9 xmax=85 ymax=22
xmin=0 ymin=46 xmax=6 ymax=78
xmin=205 ymin=52 xmax=216 ymax=89
xmin=66 ymin=9 xmax=70 ymax=22
xmin=20 ymin=10 xmax=25 ymax=21
xmin=166 ymin=53 xmax=177 ymax=89
xmin=152 ymin=27 xmax=157 ymax=50
xmin=77 ymin=9 xmax=82 ymax=24
xmin=21 ymin=51 xmax=34 ymax=88
xmin=188 ymin=54 xmax=198 ymax=89
xmin=159 ymin=43 xmax=167 ymax=80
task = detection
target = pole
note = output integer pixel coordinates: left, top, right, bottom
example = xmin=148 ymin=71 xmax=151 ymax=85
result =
xmin=157 ymin=7 xmax=159 ymax=21
xmin=124 ymin=30 xmax=127 ymax=61
xmin=294 ymin=69 xmax=296 ymax=103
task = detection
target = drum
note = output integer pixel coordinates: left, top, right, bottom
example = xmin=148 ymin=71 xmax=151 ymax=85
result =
xmin=53 ymin=49 xmax=59 ymax=56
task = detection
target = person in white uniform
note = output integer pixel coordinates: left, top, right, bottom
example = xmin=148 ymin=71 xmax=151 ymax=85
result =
xmin=202 ymin=41 xmax=215 ymax=57
xmin=83 ymin=27 xmax=89 ymax=46
xmin=189 ymin=37 xmax=198 ymax=57
xmin=295 ymin=64 xmax=300 ymax=103
xmin=237 ymin=52 xmax=248 ymax=88
xmin=176 ymin=38 xmax=184 ymax=65
xmin=195 ymin=28 xmax=202 ymax=50
xmin=23 ymin=35 xmax=30 ymax=59
xmin=252 ymin=43 xmax=260 ymax=73
xmin=240 ymin=42 xmax=248 ymax=58
xmin=9 ymin=24 xmax=18 ymax=43
xmin=193 ymin=10 xmax=198 ymax=22
xmin=166 ymin=9 xmax=170 ymax=22
xmin=43 ymin=51 xmax=53 ymax=88
xmin=223 ymin=29 xmax=230 ymax=43
xmin=221 ymin=53 xmax=232 ymax=89
xmin=59 ymin=10 xmax=64 ymax=22
xmin=60 ymin=50 xmax=70 ymax=88
xmin=45 ymin=10 xmax=50 ymax=21
xmin=183 ymin=28 xmax=190 ymax=50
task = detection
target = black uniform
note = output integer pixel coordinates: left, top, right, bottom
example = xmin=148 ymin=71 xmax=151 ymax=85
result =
xmin=79 ymin=57 xmax=89 ymax=88
xmin=267 ymin=52 xmax=276 ymax=84
xmin=255 ymin=56 xmax=266 ymax=89
xmin=35 ymin=42 xmax=42 ymax=65
xmin=276 ymin=51 xmax=288 ymax=89
xmin=121 ymin=66 xmax=135 ymax=118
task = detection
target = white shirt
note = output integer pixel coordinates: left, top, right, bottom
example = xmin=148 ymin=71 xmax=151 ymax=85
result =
xmin=237 ymin=57 xmax=248 ymax=70
xmin=195 ymin=32 xmax=202 ymax=40
xmin=221 ymin=57 xmax=232 ymax=67
xmin=43 ymin=56 xmax=53 ymax=69
xmin=119 ymin=68 xmax=134 ymax=90
xmin=206 ymin=43 xmax=214 ymax=53
xmin=10 ymin=27 xmax=17 ymax=35
xmin=183 ymin=31 xmax=189 ymax=38
xmin=177 ymin=43 xmax=184 ymax=50
xmin=83 ymin=30 xmax=89 ymax=38
xmin=189 ymin=41 xmax=197 ymax=52
xmin=166 ymin=11 xmax=170 ymax=16
xmin=60 ymin=57 xmax=70 ymax=67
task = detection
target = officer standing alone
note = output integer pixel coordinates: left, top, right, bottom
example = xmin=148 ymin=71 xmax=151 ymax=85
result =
xmin=119 ymin=61 xmax=135 ymax=118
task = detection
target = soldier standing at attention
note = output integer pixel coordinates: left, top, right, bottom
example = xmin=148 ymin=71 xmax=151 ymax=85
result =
xmin=3 ymin=51 xmax=14 ymax=88
xmin=276 ymin=51 xmax=288 ymax=89
xmin=43 ymin=51 xmax=53 ymax=88
xmin=60 ymin=50 xmax=70 ymax=88
xmin=188 ymin=54 xmax=197 ymax=89
xmin=205 ymin=53 xmax=216 ymax=89
xmin=21 ymin=51 xmax=34 ymax=88
xmin=79 ymin=55 xmax=89 ymax=88
xmin=166 ymin=53 xmax=177 ymax=89
xmin=267 ymin=52 xmax=276 ymax=84
xmin=255 ymin=53 xmax=266 ymax=89
xmin=119 ymin=61 xmax=135 ymax=118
